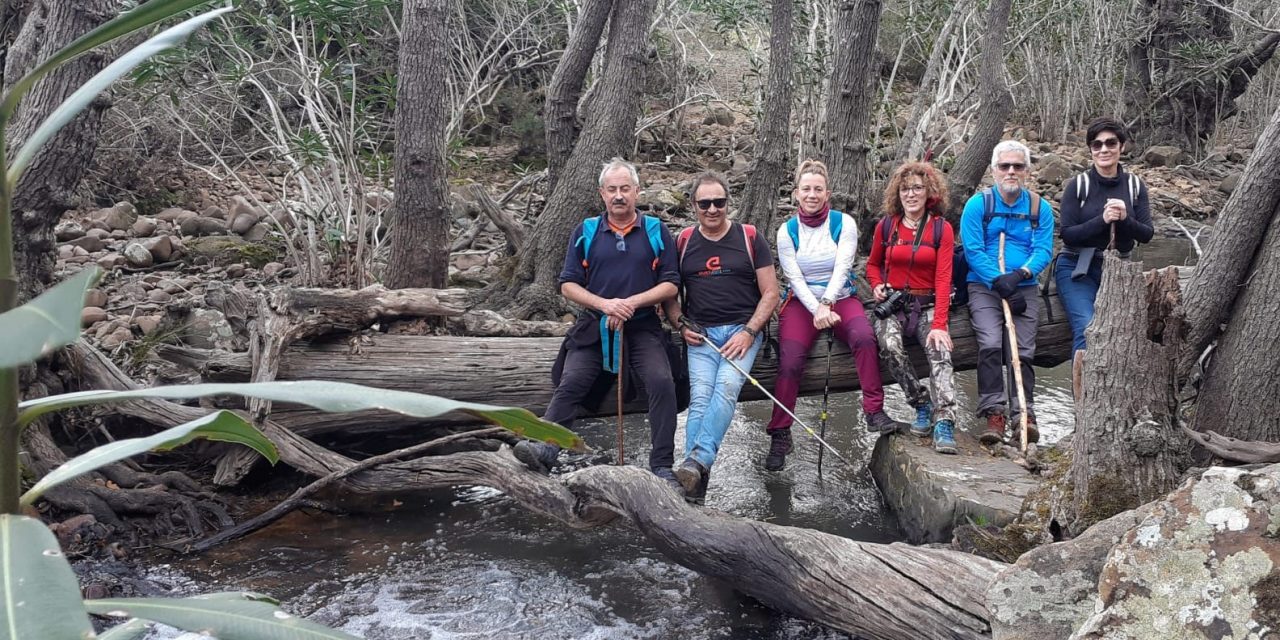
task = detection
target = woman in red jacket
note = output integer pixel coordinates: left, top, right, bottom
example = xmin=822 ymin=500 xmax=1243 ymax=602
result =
xmin=867 ymin=161 xmax=959 ymax=454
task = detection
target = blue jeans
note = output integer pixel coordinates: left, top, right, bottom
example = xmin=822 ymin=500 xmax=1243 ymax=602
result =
xmin=1054 ymin=253 xmax=1103 ymax=354
xmin=684 ymin=324 xmax=763 ymax=468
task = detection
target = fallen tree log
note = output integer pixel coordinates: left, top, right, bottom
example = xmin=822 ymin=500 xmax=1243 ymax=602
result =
xmin=162 ymin=296 xmax=1073 ymax=438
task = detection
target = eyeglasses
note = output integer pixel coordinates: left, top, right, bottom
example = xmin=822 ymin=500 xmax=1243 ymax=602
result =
xmin=696 ymin=198 xmax=728 ymax=210
xmin=614 ymin=231 xmax=627 ymax=252
xmin=899 ymin=185 xmax=926 ymax=195
xmin=1089 ymin=137 xmax=1121 ymax=151
xmin=996 ymin=162 xmax=1027 ymax=172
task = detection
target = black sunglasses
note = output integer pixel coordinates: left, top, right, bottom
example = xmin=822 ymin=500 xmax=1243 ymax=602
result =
xmin=695 ymin=198 xmax=728 ymax=210
xmin=996 ymin=162 xmax=1026 ymax=172
xmin=1089 ymin=137 xmax=1121 ymax=151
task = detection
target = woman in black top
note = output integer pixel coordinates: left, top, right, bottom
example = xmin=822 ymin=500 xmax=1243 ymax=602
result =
xmin=1055 ymin=117 xmax=1155 ymax=354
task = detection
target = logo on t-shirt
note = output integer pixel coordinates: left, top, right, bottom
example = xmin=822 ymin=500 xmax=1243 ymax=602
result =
xmin=705 ymin=256 xmax=721 ymax=271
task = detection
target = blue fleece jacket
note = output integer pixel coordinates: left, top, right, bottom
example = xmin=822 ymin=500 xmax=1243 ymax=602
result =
xmin=960 ymin=188 xmax=1056 ymax=287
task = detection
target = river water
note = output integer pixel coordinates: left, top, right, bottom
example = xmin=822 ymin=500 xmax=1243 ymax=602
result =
xmin=143 ymin=235 xmax=1196 ymax=640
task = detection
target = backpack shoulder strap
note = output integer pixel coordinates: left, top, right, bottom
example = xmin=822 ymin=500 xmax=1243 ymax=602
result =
xmin=1028 ymin=191 xmax=1041 ymax=229
xmin=981 ymin=187 xmax=996 ymax=227
xmin=1076 ymin=173 xmax=1089 ymax=208
xmin=642 ymin=215 xmax=665 ymax=270
xmin=931 ymin=216 xmax=945 ymax=249
xmin=829 ymin=211 xmax=844 ymax=243
xmin=577 ymin=216 xmax=601 ymax=266
xmin=676 ymin=226 xmax=696 ymax=269
xmin=741 ymin=223 xmax=758 ymax=269
xmin=1128 ymin=174 xmax=1141 ymax=204
xmin=786 ymin=216 xmax=800 ymax=250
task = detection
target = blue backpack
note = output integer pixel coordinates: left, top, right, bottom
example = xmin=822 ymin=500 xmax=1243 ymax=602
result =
xmin=952 ymin=188 xmax=1042 ymax=306
xmin=577 ymin=214 xmax=666 ymax=271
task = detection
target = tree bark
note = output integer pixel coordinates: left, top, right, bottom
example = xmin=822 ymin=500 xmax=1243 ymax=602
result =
xmin=1126 ymin=0 xmax=1280 ymax=155
xmin=943 ymin=0 xmax=1012 ymax=219
xmin=386 ymin=0 xmax=452 ymax=289
xmin=1179 ymin=103 xmax=1280 ymax=383
xmin=543 ymin=0 xmax=613 ymax=195
xmin=820 ymin=0 xmax=882 ymax=222
xmin=894 ymin=1 xmax=963 ymax=164
xmin=737 ymin=0 xmax=795 ymax=234
xmin=3 ymin=0 xmax=113 ymax=302
xmin=495 ymin=0 xmax=658 ymax=319
xmin=1067 ymin=257 xmax=1186 ymax=536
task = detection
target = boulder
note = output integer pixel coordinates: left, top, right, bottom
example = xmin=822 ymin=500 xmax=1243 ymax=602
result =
xmin=183 ymin=235 xmax=277 ymax=268
xmin=1070 ymin=465 xmax=1280 ymax=638
xmin=1035 ymin=153 xmax=1074 ymax=186
xmin=179 ymin=216 xmax=227 ymax=237
xmin=123 ymin=243 xmax=154 ymax=268
xmin=1142 ymin=145 xmax=1186 ymax=167
xmin=131 ymin=217 xmax=157 ymax=237
xmin=230 ymin=212 xmax=258 ymax=235
xmin=55 ymin=222 xmax=85 ymax=242
xmin=142 ymin=235 xmax=176 ymax=262
xmin=81 ymin=307 xmax=108 ymax=326
xmin=181 ymin=308 xmax=237 ymax=350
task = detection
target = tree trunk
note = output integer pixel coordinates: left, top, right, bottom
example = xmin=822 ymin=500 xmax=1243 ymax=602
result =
xmin=737 ymin=0 xmax=795 ymax=234
xmin=543 ymin=0 xmax=612 ymax=195
xmin=3 ymin=0 xmax=113 ymax=302
xmin=894 ymin=1 xmax=963 ymax=164
xmin=1067 ymin=257 xmax=1186 ymax=536
xmin=494 ymin=0 xmax=658 ymax=319
xmin=1179 ymin=103 xmax=1280 ymax=383
xmin=820 ymin=0 xmax=882 ymax=222
xmin=385 ymin=0 xmax=452 ymax=289
xmin=943 ymin=0 xmax=1012 ymax=220
xmin=1126 ymin=0 xmax=1280 ymax=156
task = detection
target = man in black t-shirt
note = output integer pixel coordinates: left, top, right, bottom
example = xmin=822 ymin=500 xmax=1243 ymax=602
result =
xmin=662 ymin=172 xmax=779 ymax=503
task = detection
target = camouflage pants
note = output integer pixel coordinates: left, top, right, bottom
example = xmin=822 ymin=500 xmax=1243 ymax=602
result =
xmin=873 ymin=306 xmax=958 ymax=423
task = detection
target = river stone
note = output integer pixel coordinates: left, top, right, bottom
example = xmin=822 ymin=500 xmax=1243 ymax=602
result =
xmin=96 ymin=253 xmax=123 ymax=270
xmin=81 ymin=307 xmax=108 ymax=326
xmin=131 ymin=217 xmax=157 ymax=237
xmin=86 ymin=228 xmax=111 ymax=240
xmin=988 ymin=504 xmax=1153 ymax=639
xmin=71 ymin=246 xmax=90 ymax=258
xmin=100 ymin=326 xmax=133 ymax=349
xmin=202 ymin=205 xmax=227 ymax=220
xmin=242 ymin=222 xmax=270 ymax=243
xmin=179 ymin=216 xmax=227 ymax=237
xmin=225 ymin=263 xmax=246 ymax=279
xmin=1069 ymin=464 xmax=1280 ymax=638
xmin=155 ymin=207 xmax=192 ymax=222
xmin=124 ymin=242 xmax=153 ymax=268
xmin=183 ymin=235 xmax=276 ymax=268
xmin=1036 ymin=153 xmax=1073 ymax=186
xmin=55 ymin=222 xmax=85 ymax=242
xmin=869 ymin=433 xmax=1040 ymax=543
xmin=181 ymin=308 xmax=236 ymax=350
xmin=84 ymin=289 xmax=108 ymax=308
xmin=142 ymin=235 xmax=175 ymax=262
xmin=92 ymin=202 xmax=137 ymax=231
xmin=1142 ymin=145 xmax=1186 ymax=167
xmin=65 ymin=236 xmax=105 ymax=253
xmin=134 ymin=315 xmax=163 ymax=335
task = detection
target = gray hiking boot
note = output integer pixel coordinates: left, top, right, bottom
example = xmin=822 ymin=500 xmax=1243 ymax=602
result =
xmin=866 ymin=410 xmax=908 ymax=435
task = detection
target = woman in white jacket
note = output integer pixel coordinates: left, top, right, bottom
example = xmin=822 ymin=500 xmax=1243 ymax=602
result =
xmin=763 ymin=159 xmax=906 ymax=471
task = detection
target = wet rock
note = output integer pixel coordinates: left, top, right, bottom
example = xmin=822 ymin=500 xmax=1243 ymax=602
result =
xmin=55 ymin=222 xmax=85 ymax=242
xmin=81 ymin=307 xmax=108 ymax=326
xmin=1219 ymin=174 xmax=1240 ymax=195
xmin=262 ymin=262 xmax=285 ymax=278
xmin=242 ymin=222 xmax=270 ymax=243
xmin=1036 ymin=153 xmax=1073 ymax=186
xmin=131 ymin=217 xmax=157 ymax=237
xmin=93 ymin=202 xmax=138 ymax=232
xmin=179 ymin=216 xmax=227 ymax=237
xmin=1071 ymin=465 xmax=1280 ymax=638
xmin=123 ymin=243 xmax=154 ymax=268
xmin=96 ymin=253 xmax=123 ymax=270
xmin=1142 ymin=145 xmax=1186 ymax=167
xmin=181 ymin=308 xmax=236 ymax=350
xmin=84 ymin=289 xmax=108 ymax=308
xmin=65 ymin=236 xmax=105 ymax=252
xmin=142 ymin=235 xmax=175 ymax=262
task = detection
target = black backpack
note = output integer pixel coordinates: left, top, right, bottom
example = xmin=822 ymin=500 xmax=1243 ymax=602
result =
xmin=952 ymin=188 xmax=1042 ymax=306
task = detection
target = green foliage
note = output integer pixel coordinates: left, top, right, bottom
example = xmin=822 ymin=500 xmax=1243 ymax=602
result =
xmin=0 ymin=516 xmax=95 ymax=638
xmin=0 ymin=267 xmax=98 ymax=368
xmin=85 ymin=594 xmax=361 ymax=639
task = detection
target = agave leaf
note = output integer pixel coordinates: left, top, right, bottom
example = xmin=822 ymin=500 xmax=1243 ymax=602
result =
xmin=0 ymin=515 xmax=94 ymax=639
xmin=0 ymin=267 xmax=98 ymax=369
xmin=84 ymin=596 xmax=360 ymax=640
xmin=7 ymin=7 xmax=234 ymax=187
xmin=17 ymin=381 xmax=585 ymax=451
xmin=20 ymin=411 xmax=276 ymax=506
xmin=0 ymin=0 xmax=216 ymax=124
xmin=97 ymin=618 xmax=149 ymax=640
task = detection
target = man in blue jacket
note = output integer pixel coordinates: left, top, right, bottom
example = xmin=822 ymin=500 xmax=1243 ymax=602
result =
xmin=960 ymin=140 xmax=1055 ymax=446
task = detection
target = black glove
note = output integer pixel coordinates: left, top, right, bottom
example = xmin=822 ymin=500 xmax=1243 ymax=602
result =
xmin=992 ymin=271 xmax=1024 ymax=298
xmin=1006 ymin=290 xmax=1027 ymax=315
xmin=679 ymin=316 xmax=705 ymax=335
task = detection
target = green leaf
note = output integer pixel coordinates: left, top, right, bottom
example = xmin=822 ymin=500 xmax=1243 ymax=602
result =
xmin=84 ymin=595 xmax=360 ymax=640
xmin=20 ymin=411 xmax=276 ymax=506
xmin=97 ymin=618 xmax=149 ymax=640
xmin=0 ymin=0 xmax=216 ymax=125
xmin=0 ymin=267 xmax=99 ymax=369
xmin=18 ymin=381 xmax=585 ymax=451
xmin=7 ymin=7 xmax=234 ymax=187
xmin=0 ymin=515 xmax=94 ymax=640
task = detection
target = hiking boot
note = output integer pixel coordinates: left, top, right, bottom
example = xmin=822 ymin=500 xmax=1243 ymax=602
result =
xmin=933 ymin=419 xmax=958 ymax=455
xmin=979 ymin=413 xmax=1007 ymax=446
xmin=675 ymin=457 xmax=709 ymax=496
xmin=764 ymin=429 xmax=792 ymax=472
xmin=652 ymin=466 xmax=683 ymax=493
xmin=512 ymin=440 xmax=561 ymax=474
xmin=910 ymin=402 xmax=934 ymax=437
xmin=866 ymin=411 xmax=908 ymax=435
xmin=1010 ymin=413 xmax=1041 ymax=444
xmin=688 ymin=467 xmax=712 ymax=505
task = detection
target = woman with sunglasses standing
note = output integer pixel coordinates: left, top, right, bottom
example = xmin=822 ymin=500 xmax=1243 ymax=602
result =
xmin=762 ymin=159 xmax=907 ymax=472
xmin=662 ymin=172 xmax=779 ymax=502
xmin=1055 ymin=117 xmax=1154 ymax=355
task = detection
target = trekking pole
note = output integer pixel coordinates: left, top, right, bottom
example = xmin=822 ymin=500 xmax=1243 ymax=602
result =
xmin=998 ymin=233 xmax=1031 ymax=454
xmin=616 ymin=324 xmax=625 ymax=466
xmin=817 ymin=330 xmax=833 ymax=476
xmin=696 ymin=332 xmax=853 ymax=468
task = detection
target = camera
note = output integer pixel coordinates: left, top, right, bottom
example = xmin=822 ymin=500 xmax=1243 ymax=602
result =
xmin=873 ymin=288 xmax=908 ymax=319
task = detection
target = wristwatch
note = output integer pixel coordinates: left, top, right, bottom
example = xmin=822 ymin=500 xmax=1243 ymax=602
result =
xmin=819 ymin=297 xmax=835 ymax=307
xmin=742 ymin=326 xmax=759 ymax=337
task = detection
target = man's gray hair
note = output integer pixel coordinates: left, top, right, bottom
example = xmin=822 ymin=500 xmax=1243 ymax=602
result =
xmin=990 ymin=140 xmax=1032 ymax=168
xmin=598 ymin=157 xmax=640 ymax=187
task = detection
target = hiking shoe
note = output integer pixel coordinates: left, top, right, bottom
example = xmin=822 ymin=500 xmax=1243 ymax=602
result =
xmin=910 ymin=402 xmax=934 ymax=437
xmin=866 ymin=411 xmax=908 ymax=435
xmin=933 ymin=419 xmax=958 ymax=454
xmin=1010 ymin=413 xmax=1041 ymax=444
xmin=652 ymin=467 xmax=683 ymax=493
xmin=979 ymin=413 xmax=1007 ymax=446
xmin=675 ymin=457 xmax=708 ymax=496
xmin=512 ymin=440 xmax=560 ymax=474
xmin=688 ymin=467 xmax=712 ymax=505
xmin=764 ymin=429 xmax=792 ymax=472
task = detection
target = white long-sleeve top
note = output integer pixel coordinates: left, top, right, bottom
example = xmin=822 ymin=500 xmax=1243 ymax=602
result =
xmin=775 ymin=211 xmax=859 ymax=314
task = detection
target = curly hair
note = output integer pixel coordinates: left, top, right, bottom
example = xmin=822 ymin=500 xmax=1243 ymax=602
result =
xmin=882 ymin=161 xmax=949 ymax=219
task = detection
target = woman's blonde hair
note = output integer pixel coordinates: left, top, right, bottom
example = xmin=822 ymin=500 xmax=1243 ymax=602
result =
xmin=882 ymin=161 xmax=949 ymax=219
xmin=794 ymin=159 xmax=829 ymax=186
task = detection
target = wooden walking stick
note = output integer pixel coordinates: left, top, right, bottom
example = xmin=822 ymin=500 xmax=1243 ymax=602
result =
xmin=616 ymin=324 xmax=625 ymax=465
xmin=998 ymin=233 xmax=1031 ymax=454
